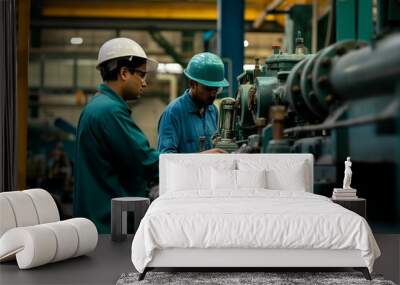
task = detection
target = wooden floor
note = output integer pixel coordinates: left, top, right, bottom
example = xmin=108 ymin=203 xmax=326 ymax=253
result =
xmin=0 ymin=234 xmax=399 ymax=284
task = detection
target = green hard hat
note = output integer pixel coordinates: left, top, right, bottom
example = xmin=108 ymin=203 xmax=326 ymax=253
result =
xmin=184 ymin=52 xmax=229 ymax=88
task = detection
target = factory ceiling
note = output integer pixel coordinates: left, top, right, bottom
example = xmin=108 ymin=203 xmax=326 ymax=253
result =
xmin=28 ymin=0 xmax=331 ymax=68
xmin=31 ymin=0 xmax=322 ymax=32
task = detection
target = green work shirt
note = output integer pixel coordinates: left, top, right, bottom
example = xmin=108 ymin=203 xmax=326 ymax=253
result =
xmin=74 ymin=84 xmax=159 ymax=234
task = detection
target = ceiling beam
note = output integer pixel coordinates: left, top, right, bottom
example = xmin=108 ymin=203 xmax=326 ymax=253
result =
xmin=253 ymin=0 xmax=285 ymax=29
xmin=41 ymin=0 xmax=285 ymax=23
xmin=31 ymin=18 xmax=284 ymax=33
xmin=148 ymin=30 xmax=186 ymax=66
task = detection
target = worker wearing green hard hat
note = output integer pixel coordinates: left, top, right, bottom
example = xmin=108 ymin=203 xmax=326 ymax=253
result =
xmin=158 ymin=52 xmax=229 ymax=153
xmin=183 ymin=52 xmax=230 ymax=88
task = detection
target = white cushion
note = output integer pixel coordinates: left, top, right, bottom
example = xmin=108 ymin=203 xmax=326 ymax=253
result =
xmin=238 ymin=159 xmax=309 ymax=192
xmin=167 ymin=162 xmax=210 ymax=191
xmin=236 ymin=169 xmax=267 ymax=189
xmin=211 ymin=169 xmax=268 ymax=191
xmin=266 ymin=162 xmax=307 ymax=191
xmin=167 ymin=160 xmax=236 ymax=192
xmin=160 ymin=154 xmax=313 ymax=195
xmin=211 ymin=169 xmax=236 ymax=190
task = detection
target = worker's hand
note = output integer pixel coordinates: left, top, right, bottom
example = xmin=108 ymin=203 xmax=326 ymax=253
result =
xmin=201 ymin=148 xmax=227 ymax=154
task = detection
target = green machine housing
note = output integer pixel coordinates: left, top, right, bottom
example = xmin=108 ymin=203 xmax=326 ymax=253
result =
xmin=213 ymin=18 xmax=400 ymax=232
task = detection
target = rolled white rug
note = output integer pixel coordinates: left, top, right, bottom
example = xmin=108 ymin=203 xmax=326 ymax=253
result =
xmin=42 ymin=221 xmax=79 ymax=262
xmin=0 ymin=195 xmax=17 ymax=237
xmin=0 ymin=191 xmax=39 ymax=228
xmin=0 ymin=189 xmax=60 ymax=238
xmin=0 ymin=226 xmax=57 ymax=269
xmin=0 ymin=218 xmax=98 ymax=269
xmin=65 ymin=218 xmax=98 ymax=257
xmin=24 ymin=189 xmax=60 ymax=224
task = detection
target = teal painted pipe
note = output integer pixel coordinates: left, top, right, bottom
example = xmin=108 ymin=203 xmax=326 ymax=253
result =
xmin=330 ymin=33 xmax=400 ymax=99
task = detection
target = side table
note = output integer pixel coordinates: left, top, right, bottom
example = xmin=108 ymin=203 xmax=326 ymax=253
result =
xmin=111 ymin=197 xmax=150 ymax=242
xmin=331 ymin=197 xmax=366 ymax=219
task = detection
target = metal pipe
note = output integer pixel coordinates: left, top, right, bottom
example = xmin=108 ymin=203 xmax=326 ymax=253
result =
xmin=218 ymin=98 xmax=237 ymax=139
xmin=312 ymin=0 xmax=318 ymax=53
xmin=330 ymin=33 xmax=400 ymax=100
xmin=284 ymin=99 xmax=398 ymax=134
xmin=270 ymin=105 xmax=286 ymax=139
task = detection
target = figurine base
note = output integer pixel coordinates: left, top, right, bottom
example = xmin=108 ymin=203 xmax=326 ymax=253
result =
xmin=332 ymin=188 xmax=358 ymax=200
xmin=334 ymin=188 xmax=357 ymax=192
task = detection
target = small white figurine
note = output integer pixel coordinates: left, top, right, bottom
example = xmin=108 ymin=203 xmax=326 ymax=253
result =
xmin=343 ymin=157 xmax=353 ymax=189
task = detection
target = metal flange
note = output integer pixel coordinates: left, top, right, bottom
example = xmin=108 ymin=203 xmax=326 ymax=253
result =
xmin=300 ymin=53 xmax=327 ymax=120
xmin=312 ymin=40 xmax=367 ymax=109
xmin=255 ymin=76 xmax=278 ymax=120
xmin=286 ymin=56 xmax=321 ymax=123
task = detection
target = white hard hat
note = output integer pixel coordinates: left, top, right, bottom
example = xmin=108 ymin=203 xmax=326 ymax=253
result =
xmin=97 ymin=37 xmax=158 ymax=72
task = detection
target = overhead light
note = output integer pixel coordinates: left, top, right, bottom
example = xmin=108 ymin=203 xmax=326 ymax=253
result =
xmin=157 ymin=63 xmax=183 ymax=74
xmin=244 ymin=40 xmax=249 ymax=47
xmin=243 ymin=64 xmax=255 ymax=70
xmin=70 ymin=37 xmax=83 ymax=45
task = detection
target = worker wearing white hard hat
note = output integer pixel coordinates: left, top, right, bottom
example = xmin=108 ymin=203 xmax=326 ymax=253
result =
xmin=74 ymin=38 xmax=160 ymax=233
xmin=96 ymin=37 xmax=158 ymax=72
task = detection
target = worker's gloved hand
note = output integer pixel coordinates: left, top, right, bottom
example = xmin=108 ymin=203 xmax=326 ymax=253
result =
xmin=200 ymin=148 xmax=227 ymax=154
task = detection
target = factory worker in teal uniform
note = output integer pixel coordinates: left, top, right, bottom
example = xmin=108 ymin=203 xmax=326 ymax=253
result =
xmin=74 ymin=38 xmax=160 ymax=234
xmin=158 ymin=52 xmax=229 ymax=153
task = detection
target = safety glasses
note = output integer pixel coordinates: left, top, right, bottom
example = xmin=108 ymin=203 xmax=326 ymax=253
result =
xmin=128 ymin=68 xmax=147 ymax=80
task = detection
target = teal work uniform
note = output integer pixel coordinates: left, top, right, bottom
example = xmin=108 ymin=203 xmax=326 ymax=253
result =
xmin=74 ymin=84 xmax=159 ymax=234
xmin=157 ymin=89 xmax=218 ymax=153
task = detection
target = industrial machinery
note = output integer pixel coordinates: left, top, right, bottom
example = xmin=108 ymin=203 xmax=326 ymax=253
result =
xmin=213 ymin=30 xmax=400 ymax=228
xmin=214 ymin=31 xmax=309 ymax=152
